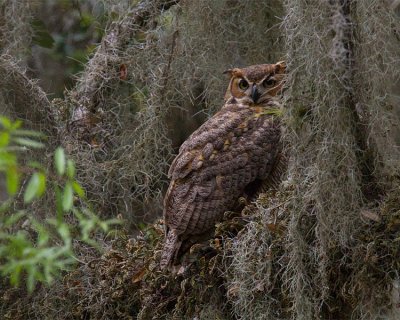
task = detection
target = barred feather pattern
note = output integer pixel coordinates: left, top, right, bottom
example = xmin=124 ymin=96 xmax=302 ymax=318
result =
xmin=160 ymin=62 xmax=286 ymax=269
xmin=160 ymin=100 xmax=282 ymax=269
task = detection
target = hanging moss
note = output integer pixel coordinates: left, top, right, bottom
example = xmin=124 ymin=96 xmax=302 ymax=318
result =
xmin=1 ymin=0 xmax=399 ymax=319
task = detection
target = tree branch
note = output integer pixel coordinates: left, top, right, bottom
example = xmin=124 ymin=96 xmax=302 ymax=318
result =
xmin=67 ymin=0 xmax=180 ymax=135
xmin=0 ymin=55 xmax=55 ymax=133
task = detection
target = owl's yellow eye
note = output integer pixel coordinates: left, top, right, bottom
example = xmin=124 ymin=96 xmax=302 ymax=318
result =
xmin=238 ymin=79 xmax=249 ymax=90
xmin=262 ymin=77 xmax=275 ymax=87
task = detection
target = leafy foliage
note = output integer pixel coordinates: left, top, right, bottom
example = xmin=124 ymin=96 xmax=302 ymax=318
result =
xmin=0 ymin=116 xmax=119 ymax=292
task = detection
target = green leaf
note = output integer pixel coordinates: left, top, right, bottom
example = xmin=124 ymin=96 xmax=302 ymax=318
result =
xmin=72 ymin=181 xmax=85 ymax=198
xmin=24 ymin=172 xmax=41 ymax=203
xmin=13 ymin=137 xmax=44 ymax=149
xmin=26 ymin=265 xmax=37 ymax=293
xmin=31 ymin=220 xmax=49 ymax=247
xmin=43 ymin=261 xmax=53 ymax=284
xmin=99 ymin=221 xmax=109 ymax=232
xmin=57 ymin=222 xmax=71 ymax=245
xmin=4 ymin=211 xmax=25 ymax=228
xmin=54 ymin=147 xmax=65 ymax=176
xmin=62 ymin=182 xmax=73 ymax=212
xmin=10 ymin=119 xmax=22 ymax=130
xmin=66 ymin=160 xmax=75 ymax=179
xmin=6 ymin=165 xmax=19 ymax=195
xmin=105 ymin=218 xmax=122 ymax=226
xmin=9 ymin=264 xmax=22 ymax=287
xmin=80 ymin=12 xmax=94 ymax=28
xmin=36 ymin=172 xmax=46 ymax=197
xmin=13 ymin=129 xmax=45 ymax=138
xmin=0 ymin=198 xmax=13 ymax=213
xmin=0 ymin=132 xmax=9 ymax=147
xmin=31 ymin=18 xmax=54 ymax=49
xmin=0 ymin=151 xmax=16 ymax=167
xmin=0 ymin=116 xmax=11 ymax=129
xmin=55 ymin=185 xmax=63 ymax=220
xmin=27 ymin=161 xmax=44 ymax=170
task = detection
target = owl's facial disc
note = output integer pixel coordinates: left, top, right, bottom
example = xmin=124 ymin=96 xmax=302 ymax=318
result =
xmin=223 ymin=62 xmax=285 ymax=105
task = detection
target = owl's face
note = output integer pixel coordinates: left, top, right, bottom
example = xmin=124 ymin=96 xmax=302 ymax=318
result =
xmin=224 ymin=61 xmax=285 ymax=104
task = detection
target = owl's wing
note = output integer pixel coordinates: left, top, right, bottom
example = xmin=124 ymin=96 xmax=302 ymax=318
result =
xmin=162 ymin=103 xmax=281 ymax=269
xmin=168 ymin=107 xmax=245 ymax=180
xmin=165 ymin=104 xmax=281 ymax=230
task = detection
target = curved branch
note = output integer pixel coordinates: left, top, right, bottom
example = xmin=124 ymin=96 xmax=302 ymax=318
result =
xmin=68 ymin=0 xmax=180 ymax=134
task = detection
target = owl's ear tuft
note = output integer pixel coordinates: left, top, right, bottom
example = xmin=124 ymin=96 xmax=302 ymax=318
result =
xmin=274 ymin=61 xmax=286 ymax=74
xmin=223 ymin=69 xmax=234 ymax=77
xmin=223 ymin=69 xmax=232 ymax=75
xmin=223 ymin=68 xmax=240 ymax=77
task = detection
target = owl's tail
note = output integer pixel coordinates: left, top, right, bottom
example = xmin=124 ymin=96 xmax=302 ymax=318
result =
xmin=160 ymin=229 xmax=181 ymax=270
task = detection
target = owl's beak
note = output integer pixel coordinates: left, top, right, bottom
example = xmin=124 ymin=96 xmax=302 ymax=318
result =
xmin=251 ymin=85 xmax=261 ymax=103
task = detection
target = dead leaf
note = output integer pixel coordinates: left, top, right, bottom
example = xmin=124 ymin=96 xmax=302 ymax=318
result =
xmin=132 ymin=267 xmax=147 ymax=283
xmin=360 ymin=209 xmax=381 ymax=222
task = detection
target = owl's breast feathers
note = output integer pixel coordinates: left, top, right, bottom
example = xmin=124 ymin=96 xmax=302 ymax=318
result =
xmin=161 ymin=100 xmax=282 ymax=269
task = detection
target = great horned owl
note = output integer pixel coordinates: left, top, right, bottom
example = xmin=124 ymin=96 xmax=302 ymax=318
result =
xmin=160 ymin=62 xmax=286 ymax=269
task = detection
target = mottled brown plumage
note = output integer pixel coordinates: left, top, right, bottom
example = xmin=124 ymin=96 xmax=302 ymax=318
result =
xmin=160 ymin=62 xmax=286 ymax=269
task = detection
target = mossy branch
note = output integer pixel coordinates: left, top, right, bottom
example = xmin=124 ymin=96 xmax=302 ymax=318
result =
xmin=0 ymin=55 xmax=55 ymax=133
xmin=67 ymin=0 xmax=180 ymax=136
